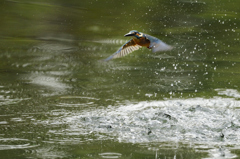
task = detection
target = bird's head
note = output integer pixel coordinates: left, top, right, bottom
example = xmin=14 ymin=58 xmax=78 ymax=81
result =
xmin=124 ymin=30 xmax=143 ymax=39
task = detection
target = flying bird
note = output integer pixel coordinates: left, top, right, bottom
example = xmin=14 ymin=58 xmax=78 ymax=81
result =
xmin=104 ymin=30 xmax=172 ymax=61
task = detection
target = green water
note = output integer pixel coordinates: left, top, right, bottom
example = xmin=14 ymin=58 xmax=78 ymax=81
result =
xmin=0 ymin=0 xmax=240 ymax=158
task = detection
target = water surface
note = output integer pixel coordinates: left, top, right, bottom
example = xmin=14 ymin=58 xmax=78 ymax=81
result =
xmin=0 ymin=0 xmax=240 ymax=158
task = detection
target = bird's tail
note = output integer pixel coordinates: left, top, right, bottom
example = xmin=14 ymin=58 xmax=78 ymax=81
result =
xmin=151 ymin=40 xmax=173 ymax=53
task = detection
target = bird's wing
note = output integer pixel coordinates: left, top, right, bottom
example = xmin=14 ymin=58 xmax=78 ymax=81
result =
xmin=145 ymin=34 xmax=173 ymax=53
xmin=104 ymin=39 xmax=142 ymax=61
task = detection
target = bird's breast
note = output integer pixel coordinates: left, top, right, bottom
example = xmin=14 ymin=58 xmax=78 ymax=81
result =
xmin=133 ymin=37 xmax=150 ymax=48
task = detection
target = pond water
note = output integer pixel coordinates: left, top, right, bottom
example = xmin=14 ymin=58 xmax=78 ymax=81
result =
xmin=0 ymin=0 xmax=240 ymax=158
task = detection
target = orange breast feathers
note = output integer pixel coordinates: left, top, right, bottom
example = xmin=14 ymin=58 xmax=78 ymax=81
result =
xmin=133 ymin=37 xmax=150 ymax=48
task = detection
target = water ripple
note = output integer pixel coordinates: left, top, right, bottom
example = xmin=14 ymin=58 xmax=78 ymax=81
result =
xmin=0 ymin=138 xmax=39 ymax=150
xmin=98 ymin=152 xmax=122 ymax=159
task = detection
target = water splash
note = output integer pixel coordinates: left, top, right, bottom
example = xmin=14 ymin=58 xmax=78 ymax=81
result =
xmin=41 ymin=96 xmax=240 ymax=146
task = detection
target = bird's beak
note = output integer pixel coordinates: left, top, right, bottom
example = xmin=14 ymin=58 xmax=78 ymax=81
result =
xmin=124 ymin=32 xmax=135 ymax=37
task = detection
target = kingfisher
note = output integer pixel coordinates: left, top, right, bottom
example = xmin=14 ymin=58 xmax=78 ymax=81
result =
xmin=104 ymin=30 xmax=173 ymax=61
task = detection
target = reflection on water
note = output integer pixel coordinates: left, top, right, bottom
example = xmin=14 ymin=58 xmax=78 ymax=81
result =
xmin=1 ymin=0 xmax=240 ymax=158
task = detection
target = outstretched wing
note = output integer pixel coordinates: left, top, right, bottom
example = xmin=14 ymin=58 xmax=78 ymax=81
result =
xmin=104 ymin=39 xmax=142 ymax=61
xmin=145 ymin=34 xmax=173 ymax=53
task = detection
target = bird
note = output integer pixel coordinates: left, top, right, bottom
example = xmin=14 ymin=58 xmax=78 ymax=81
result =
xmin=104 ymin=30 xmax=173 ymax=61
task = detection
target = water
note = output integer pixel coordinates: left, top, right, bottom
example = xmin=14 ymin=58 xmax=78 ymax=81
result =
xmin=1 ymin=0 xmax=240 ymax=158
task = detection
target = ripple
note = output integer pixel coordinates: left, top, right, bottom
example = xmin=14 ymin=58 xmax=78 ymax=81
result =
xmin=28 ymin=43 xmax=78 ymax=53
xmin=60 ymin=96 xmax=99 ymax=100
xmin=0 ymin=121 xmax=8 ymax=124
xmin=0 ymin=138 xmax=39 ymax=150
xmin=0 ymin=97 xmax=30 ymax=106
xmin=99 ymin=152 xmax=122 ymax=159
xmin=10 ymin=118 xmax=24 ymax=122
